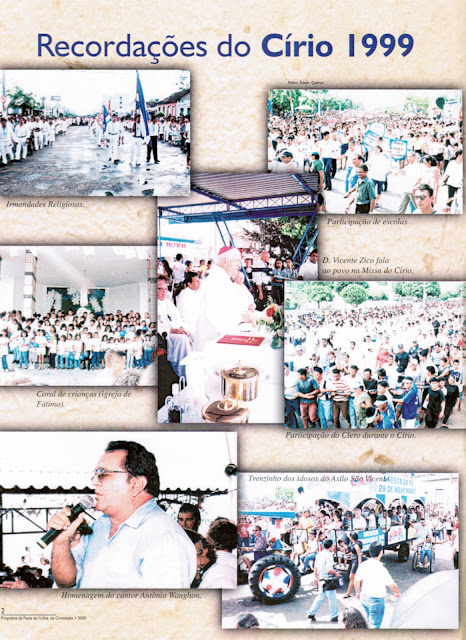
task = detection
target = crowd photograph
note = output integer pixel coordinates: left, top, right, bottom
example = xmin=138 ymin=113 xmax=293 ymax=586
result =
xmin=284 ymin=281 xmax=463 ymax=429
xmin=0 ymin=246 xmax=156 ymax=386
xmin=0 ymin=70 xmax=190 ymax=196
xmin=157 ymin=174 xmax=319 ymax=424
xmin=268 ymin=89 xmax=462 ymax=214
xmin=0 ymin=431 xmax=237 ymax=589
xmin=222 ymin=472 xmax=459 ymax=630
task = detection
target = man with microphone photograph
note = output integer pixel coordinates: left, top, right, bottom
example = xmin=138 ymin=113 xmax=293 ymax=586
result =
xmin=46 ymin=440 xmax=197 ymax=588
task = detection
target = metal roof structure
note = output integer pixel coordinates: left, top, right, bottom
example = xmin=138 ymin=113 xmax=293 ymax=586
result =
xmin=158 ymin=173 xmax=319 ymax=224
xmin=158 ymin=173 xmax=319 ymax=273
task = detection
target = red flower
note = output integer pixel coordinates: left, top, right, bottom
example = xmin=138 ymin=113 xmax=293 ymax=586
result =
xmin=265 ymin=306 xmax=275 ymax=318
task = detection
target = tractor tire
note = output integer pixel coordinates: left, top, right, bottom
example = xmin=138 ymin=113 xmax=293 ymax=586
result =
xmin=249 ymin=554 xmax=301 ymax=605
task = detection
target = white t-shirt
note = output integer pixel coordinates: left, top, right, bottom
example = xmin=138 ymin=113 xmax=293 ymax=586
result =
xmin=354 ymin=558 xmax=394 ymax=598
xmin=298 ymin=261 xmax=318 ymax=281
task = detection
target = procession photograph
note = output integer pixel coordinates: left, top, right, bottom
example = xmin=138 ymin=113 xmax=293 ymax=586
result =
xmin=0 ymin=70 xmax=190 ymax=196
xmin=268 ymin=89 xmax=462 ymax=214
xmin=223 ymin=472 xmax=459 ymax=630
xmin=0 ymin=245 xmax=156 ymax=386
xmin=0 ymin=431 xmax=237 ymax=590
xmin=284 ymin=280 xmax=464 ymax=429
xmin=157 ymin=173 xmax=319 ymax=424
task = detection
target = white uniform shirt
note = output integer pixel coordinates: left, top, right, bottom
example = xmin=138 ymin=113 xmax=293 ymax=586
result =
xmin=176 ymin=287 xmax=201 ymax=332
xmin=354 ymin=558 xmax=394 ymax=598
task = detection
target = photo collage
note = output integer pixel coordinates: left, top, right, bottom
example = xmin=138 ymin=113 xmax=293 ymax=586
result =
xmin=0 ymin=69 xmax=463 ymax=635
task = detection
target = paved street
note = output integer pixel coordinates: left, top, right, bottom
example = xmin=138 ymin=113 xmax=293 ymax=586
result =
xmin=223 ymin=543 xmax=457 ymax=629
xmin=0 ymin=126 xmax=190 ymax=197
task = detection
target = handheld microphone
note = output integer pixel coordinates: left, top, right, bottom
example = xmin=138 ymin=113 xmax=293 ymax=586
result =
xmin=37 ymin=503 xmax=86 ymax=549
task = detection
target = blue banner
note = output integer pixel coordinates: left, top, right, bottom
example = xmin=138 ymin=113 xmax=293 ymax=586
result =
xmin=102 ymin=105 xmax=111 ymax=133
xmin=389 ymin=139 xmax=408 ymax=161
xmin=136 ymin=70 xmax=150 ymax=139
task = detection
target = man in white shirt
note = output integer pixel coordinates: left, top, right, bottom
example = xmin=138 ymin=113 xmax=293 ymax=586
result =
xmin=354 ymin=542 xmax=400 ymax=629
xmin=172 ymin=254 xmax=186 ymax=286
xmin=176 ymin=272 xmax=202 ymax=332
xmin=157 ymin=276 xmax=192 ymax=377
xmin=297 ymin=250 xmax=318 ymax=281
xmin=46 ymin=440 xmax=196 ymax=589
xmin=252 ymin=250 xmax=272 ymax=310
xmin=345 ymin=365 xmax=364 ymax=428
xmin=307 ymin=538 xmax=340 ymax=622
xmin=106 ymin=114 xmax=121 ymax=163
xmin=130 ymin=115 xmax=144 ymax=167
xmin=395 ymin=152 xmax=425 ymax=213
xmin=15 ymin=118 xmax=29 ymax=160
xmin=352 ymin=508 xmax=367 ymax=531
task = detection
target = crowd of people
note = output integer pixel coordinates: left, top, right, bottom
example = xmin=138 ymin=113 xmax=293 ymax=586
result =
xmin=238 ymin=498 xmax=458 ymax=628
xmin=0 ymin=557 xmax=52 ymax=589
xmin=0 ymin=309 xmax=156 ymax=378
xmin=87 ymin=113 xmax=190 ymax=168
xmin=175 ymin=503 xmax=237 ymax=589
xmin=0 ymin=114 xmax=72 ymax=164
xmin=285 ymin=299 xmax=463 ymax=428
xmin=0 ymin=112 xmax=190 ymax=170
xmin=268 ymin=109 xmax=463 ymax=213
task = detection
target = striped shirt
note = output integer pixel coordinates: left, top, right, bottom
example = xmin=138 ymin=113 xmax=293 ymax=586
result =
xmin=330 ymin=379 xmax=351 ymax=401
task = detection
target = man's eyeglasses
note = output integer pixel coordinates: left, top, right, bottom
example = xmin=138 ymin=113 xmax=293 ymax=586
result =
xmin=92 ymin=468 xmax=129 ymax=483
xmin=414 ymin=195 xmax=427 ymax=200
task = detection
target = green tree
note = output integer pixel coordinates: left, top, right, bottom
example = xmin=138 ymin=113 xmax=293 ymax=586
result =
xmin=307 ymin=283 xmax=333 ymax=307
xmin=241 ymin=216 xmax=317 ymax=258
xmin=393 ymin=282 xmax=404 ymax=295
xmin=439 ymin=292 xmax=451 ymax=300
xmin=425 ymin=281 xmax=441 ymax=298
xmin=270 ymin=89 xmax=303 ymax=116
xmin=7 ymin=86 xmax=39 ymax=114
xmin=368 ymin=290 xmax=388 ymax=301
xmin=404 ymin=96 xmax=429 ymax=115
xmin=339 ymin=284 xmax=368 ymax=306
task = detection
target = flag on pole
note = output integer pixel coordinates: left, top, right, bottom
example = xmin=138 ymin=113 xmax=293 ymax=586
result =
xmin=317 ymin=99 xmax=321 ymax=116
xmin=102 ymin=105 xmax=111 ymax=133
xmin=136 ymin=71 xmax=150 ymax=139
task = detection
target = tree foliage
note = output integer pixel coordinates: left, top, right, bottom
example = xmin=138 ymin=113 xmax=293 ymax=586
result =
xmin=241 ymin=216 xmax=317 ymax=258
xmin=404 ymin=96 xmax=429 ymax=115
xmin=339 ymin=284 xmax=368 ymax=306
xmin=7 ymin=86 xmax=40 ymax=113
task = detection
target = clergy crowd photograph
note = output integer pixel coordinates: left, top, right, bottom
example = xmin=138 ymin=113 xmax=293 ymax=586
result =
xmin=157 ymin=173 xmax=319 ymax=424
xmin=0 ymin=245 xmax=156 ymax=386
xmin=0 ymin=69 xmax=190 ymax=196
xmin=284 ymin=280 xmax=464 ymax=429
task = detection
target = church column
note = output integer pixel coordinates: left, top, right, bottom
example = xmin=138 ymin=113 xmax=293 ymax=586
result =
xmin=23 ymin=250 xmax=37 ymax=317
xmin=147 ymin=255 xmax=156 ymax=317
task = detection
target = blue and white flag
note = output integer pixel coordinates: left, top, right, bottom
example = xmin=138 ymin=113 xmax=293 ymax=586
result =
xmin=316 ymin=99 xmax=321 ymax=115
xmin=136 ymin=71 xmax=150 ymax=139
xmin=102 ymin=105 xmax=111 ymax=133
